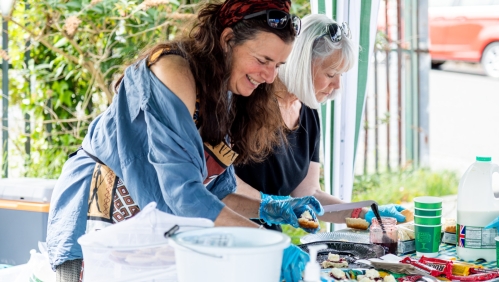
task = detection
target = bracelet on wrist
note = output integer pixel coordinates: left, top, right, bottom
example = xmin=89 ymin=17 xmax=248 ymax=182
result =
xmin=351 ymin=208 xmax=362 ymax=218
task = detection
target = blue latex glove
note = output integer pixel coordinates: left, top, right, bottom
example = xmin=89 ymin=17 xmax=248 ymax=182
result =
xmin=259 ymin=193 xmax=324 ymax=232
xmin=295 ymin=205 xmax=321 ymax=234
xmin=260 ymin=192 xmax=322 ymax=234
xmin=364 ymin=204 xmax=406 ymax=225
xmin=260 ymin=192 xmax=291 ymax=201
xmin=281 ymin=245 xmax=309 ymax=282
xmin=485 ymin=217 xmax=499 ymax=231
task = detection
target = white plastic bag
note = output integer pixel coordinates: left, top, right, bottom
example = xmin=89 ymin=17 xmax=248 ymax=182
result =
xmin=78 ymin=202 xmax=213 ymax=282
xmin=25 ymin=246 xmax=56 ymax=282
xmin=0 ymin=242 xmax=56 ymax=282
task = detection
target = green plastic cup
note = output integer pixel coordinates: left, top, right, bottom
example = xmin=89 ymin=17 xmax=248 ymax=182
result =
xmin=414 ymin=207 xmax=442 ymax=217
xmin=414 ymin=215 xmax=442 ymax=225
xmin=414 ymin=196 xmax=442 ymax=209
xmin=495 ymin=236 xmax=499 ymax=268
xmin=415 ymin=224 xmax=442 ymax=258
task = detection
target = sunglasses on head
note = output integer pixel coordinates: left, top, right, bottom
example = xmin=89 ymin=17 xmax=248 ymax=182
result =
xmin=316 ymin=22 xmax=351 ymax=42
xmin=243 ymin=9 xmax=301 ymax=36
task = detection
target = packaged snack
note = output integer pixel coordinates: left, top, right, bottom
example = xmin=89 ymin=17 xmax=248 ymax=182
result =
xmin=451 ymin=261 xmax=483 ymax=276
xmin=400 ymin=257 xmax=446 ymax=277
xmin=417 ymin=257 xmax=453 ymax=278
xmin=449 ymin=270 xmax=499 ymax=281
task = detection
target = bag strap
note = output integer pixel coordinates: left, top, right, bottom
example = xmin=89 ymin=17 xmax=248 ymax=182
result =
xmin=69 ymin=146 xmax=105 ymax=165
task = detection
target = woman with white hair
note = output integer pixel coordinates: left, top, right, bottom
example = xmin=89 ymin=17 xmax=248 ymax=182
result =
xmin=235 ymin=14 xmax=407 ymax=232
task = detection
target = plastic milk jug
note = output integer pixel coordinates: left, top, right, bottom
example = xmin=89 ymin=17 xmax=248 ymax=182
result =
xmin=456 ymin=156 xmax=499 ymax=261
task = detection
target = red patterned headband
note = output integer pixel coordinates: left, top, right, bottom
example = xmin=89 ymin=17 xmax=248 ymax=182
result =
xmin=218 ymin=0 xmax=291 ymax=28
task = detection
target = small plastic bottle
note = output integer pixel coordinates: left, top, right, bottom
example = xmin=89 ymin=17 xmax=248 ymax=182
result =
xmin=302 ymin=244 xmax=327 ymax=282
xmin=370 ymin=217 xmax=398 ymax=254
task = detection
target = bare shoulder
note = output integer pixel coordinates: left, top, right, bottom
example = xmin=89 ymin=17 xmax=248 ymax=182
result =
xmin=150 ymin=55 xmax=197 ymax=116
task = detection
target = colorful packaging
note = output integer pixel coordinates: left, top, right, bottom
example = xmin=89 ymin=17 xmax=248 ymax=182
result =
xmin=418 ymin=256 xmax=454 ymax=278
xmin=451 ymin=261 xmax=482 ymax=276
xmin=400 ymin=257 xmax=446 ymax=277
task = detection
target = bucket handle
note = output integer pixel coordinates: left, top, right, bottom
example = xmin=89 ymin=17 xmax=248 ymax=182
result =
xmin=164 ymin=225 xmax=224 ymax=259
xmin=173 ymin=241 xmax=225 ymax=259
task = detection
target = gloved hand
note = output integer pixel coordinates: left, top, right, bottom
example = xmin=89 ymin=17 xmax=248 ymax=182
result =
xmin=260 ymin=192 xmax=291 ymax=201
xmin=280 ymin=245 xmax=309 ymax=282
xmin=485 ymin=217 xmax=499 ymax=231
xmin=294 ymin=205 xmax=321 ymax=234
xmin=364 ymin=204 xmax=406 ymax=225
xmin=259 ymin=193 xmax=324 ymax=232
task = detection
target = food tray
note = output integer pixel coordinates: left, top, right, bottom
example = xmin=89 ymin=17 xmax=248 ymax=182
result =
xmin=300 ymin=229 xmax=370 ymax=244
xmin=298 ymin=241 xmax=385 ymax=269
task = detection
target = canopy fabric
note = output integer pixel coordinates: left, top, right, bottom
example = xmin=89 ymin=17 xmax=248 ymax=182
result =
xmin=310 ymin=0 xmax=380 ymax=230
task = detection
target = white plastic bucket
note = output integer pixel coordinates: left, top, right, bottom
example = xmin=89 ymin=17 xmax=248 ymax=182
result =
xmin=169 ymin=227 xmax=290 ymax=282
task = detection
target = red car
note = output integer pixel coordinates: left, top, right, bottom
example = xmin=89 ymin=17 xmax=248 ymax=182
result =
xmin=429 ymin=0 xmax=499 ymax=77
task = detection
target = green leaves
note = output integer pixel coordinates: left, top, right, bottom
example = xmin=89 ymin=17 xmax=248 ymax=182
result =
xmin=5 ymin=0 xmax=199 ymax=177
xmin=352 ymin=169 xmax=459 ymax=205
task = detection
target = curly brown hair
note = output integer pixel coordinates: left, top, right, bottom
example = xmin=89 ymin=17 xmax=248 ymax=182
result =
xmin=117 ymin=2 xmax=296 ymax=164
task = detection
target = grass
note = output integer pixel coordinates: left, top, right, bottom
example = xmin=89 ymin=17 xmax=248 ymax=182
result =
xmin=282 ymin=168 xmax=460 ymax=245
xmin=351 ymin=168 xmax=459 ymax=204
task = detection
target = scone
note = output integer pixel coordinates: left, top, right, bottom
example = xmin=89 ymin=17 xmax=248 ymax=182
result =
xmin=364 ymin=269 xmax=380 ymax=279
xmin=321 ymin=253 xmax=349 ymax=268
xmin=383 ymin=275 xmax=397 ymax=282
xmin=346 ymin=217 xmax=369 ymax=230
xmin=329 ymin=267 xmax=346 ymax=280
xmin=400 ymin=209 xmax=414 ymax=223
xmin=443 ymin=218 xmax=457 ymax=233
xmin=298 ymin=210 xmax=319 ymax=229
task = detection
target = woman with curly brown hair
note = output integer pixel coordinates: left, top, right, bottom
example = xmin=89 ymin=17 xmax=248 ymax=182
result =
xmin=46 ymin=0 xmax=323 ymax=281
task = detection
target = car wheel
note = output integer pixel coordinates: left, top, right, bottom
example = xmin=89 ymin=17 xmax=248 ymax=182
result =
xmin=481 ymin=42 xmax=499 ymax=78
xmin=431 ymin=61 xmax=445 ymax=69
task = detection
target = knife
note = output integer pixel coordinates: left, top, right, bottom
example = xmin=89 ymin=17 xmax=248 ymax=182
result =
xmin=322 ymin=200 xmax=377 ymax=213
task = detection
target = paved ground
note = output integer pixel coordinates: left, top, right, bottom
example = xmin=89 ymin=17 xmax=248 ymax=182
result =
xmin=429 ymin=62 xmax=499 ymax=176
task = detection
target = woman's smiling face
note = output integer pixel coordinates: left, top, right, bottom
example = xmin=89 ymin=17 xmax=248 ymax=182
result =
xmin=226 ymin=30 xmax=293 ymax=96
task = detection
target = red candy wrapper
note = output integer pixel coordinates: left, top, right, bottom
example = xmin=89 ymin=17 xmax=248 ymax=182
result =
xmin=400 ymin=256 xmax=499 ymax=281
xmin=450 ymin=268 xmax=499 ymax=281
xmin=418 ymin=256 xmax=454 ymax=278
xmin=400 ymin=257 xmax=446 ymax=277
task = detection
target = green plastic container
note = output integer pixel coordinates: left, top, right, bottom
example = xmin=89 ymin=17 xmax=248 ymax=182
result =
xmin=414 ymin=208 xmax=442 ymax=217
xmin=415 ymin=224 xmax=442 ymax=258
xmin=414 ymin=196 xmax=442 ymax=209
xmin=414 ymin=215 xmax=442 ymax=225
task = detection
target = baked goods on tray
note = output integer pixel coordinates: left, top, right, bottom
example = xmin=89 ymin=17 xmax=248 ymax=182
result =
xmin=298 ymin=210 xmax=319 ymax=229
xmin=321 ymin=253 xmax=349 ymax=268
xmin=327 ymin=267 xmax=397 ymax=281
xmin=329 ymin=267 xmax=347 ymax=280
xmin=345 ymin=218 xmax=369 ymax=230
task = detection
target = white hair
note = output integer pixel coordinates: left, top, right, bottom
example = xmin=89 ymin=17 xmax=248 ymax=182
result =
xmin=278 ymin=14 xmax=357 ymax=109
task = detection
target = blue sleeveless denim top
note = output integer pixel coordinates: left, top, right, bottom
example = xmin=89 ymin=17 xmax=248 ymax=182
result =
xmin=46 ymin=57 xmax=236 ymax=269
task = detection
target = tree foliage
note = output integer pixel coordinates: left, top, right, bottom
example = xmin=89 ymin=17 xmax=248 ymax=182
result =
xmin=4 ymin=0 xmax=200 ymax=178
xmin=4 ymin=0 xmax=310 ymax=178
